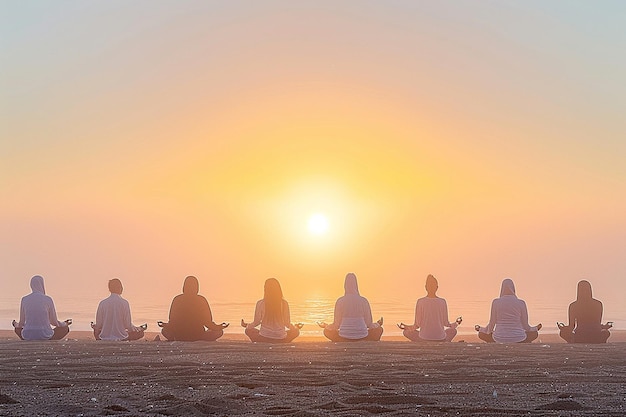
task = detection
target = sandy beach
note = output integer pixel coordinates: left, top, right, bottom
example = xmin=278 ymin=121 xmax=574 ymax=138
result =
xmin=0 ymin=331 xmax=624 ymax=416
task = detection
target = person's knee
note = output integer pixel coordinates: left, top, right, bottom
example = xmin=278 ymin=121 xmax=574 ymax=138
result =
xmin=446 ymin=328 xmax=457 ymax=341
xmin=478 ymin=332 xmax=492 ymax=343
xmin=525 ymin=331 xmax=539 ymax=342
xmin=161 ymin=327 xmax=174 ymax=341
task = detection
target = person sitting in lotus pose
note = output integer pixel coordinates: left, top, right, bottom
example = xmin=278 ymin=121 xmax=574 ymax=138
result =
xmin=92 ymin=278 xmax=146 ymax=341
xmin=242 ymin=278 xmax=301 ymax=343
xmin=399 ymin=274 xmax=461 ymax=342
xmin=318 ymin=273 xmax=383 ymax=342
xmin=159 ymin=276 xmax=228 ymax=341
xmin=13 ymin=275 xmax=71 ymax=340
xmin=558 ymin=280 xmax=611 ymax=343
xmin=475 ymin=278 xmax=541 ymax=343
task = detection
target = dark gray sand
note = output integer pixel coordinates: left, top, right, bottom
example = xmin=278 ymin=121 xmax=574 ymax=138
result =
xmin=0 ymin=335 xmax=625 ymax=416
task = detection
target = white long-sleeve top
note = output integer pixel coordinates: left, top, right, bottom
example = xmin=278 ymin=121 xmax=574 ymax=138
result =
xmin=18 ymin=292 xmax=65 ymax=340
xmin=413 ymin=296 xmax=455 ymax=341
xmin=95 ymin=294 xmax=137 ymax=341
xmin=481 ymin=295 xmax=538 ymax=343
xmin=328 ymin=294 xmax=379 ymax=339
xmin=247 ymin=299 xmax=290 ymax=339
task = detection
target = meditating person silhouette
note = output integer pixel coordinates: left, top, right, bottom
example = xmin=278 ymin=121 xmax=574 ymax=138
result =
xmin=318 ymin=273 xmax=383 ymax=342
xmin=92 ymin=278 xmax=146 ymax=341
xmin=159 ymin=276 xmax=228 ymax=341
xmin=399 ymin=274 xmax=461 ymax=342
xmin=558 ymin=280 xmax=611 ymax=343
xmin=242 ymin=278 xmax=301 ymax=343
xmin=475 ymin=278 xmax=542 ymax=343
xmin=13 ymin=275 xmax=71 ymax=340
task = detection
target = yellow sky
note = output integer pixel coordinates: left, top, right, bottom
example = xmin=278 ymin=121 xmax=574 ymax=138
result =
xmin=1 ymin=2 xmax=625 ymax=318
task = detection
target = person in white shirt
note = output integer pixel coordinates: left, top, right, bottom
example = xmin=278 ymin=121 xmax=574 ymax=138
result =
xmin=93 ymin=279 xmax=145 ymax=341
xmin=475 ymin=278 xmax=542 ymax=343
xmin=399 ymin=274 xmax=460 ymax=342
xmin=319 ymin=273 xmax=383 ymax=342
xmin=13 ymin=275 xmax=71 ymax=340
xmin=242 ymin=278 xmax=301 ymax=343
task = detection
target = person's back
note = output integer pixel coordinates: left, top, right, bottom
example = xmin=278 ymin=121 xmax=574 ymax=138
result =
xmin=490 ymin=295 xmax=530 ymax=343
xmin=335 ymin=293 xmax=371 ymax=339
xmin=16 ymin=275 xmax=70 ymax=341
xmin=476 ymin=278 xmax=540 ymax=344
xmin=559 ymin=280 xmax=610 ymax=343
xmin=161 ymin=276 xmax=226 ymax=342
xmin=21 ymin=291 xmax=56 ymax=340
xmin=322 ymin=273 xmax=382 ymax=342
xmin=94 ymin=279 xmax=144 ymax=341
xmin=256 ymin=298 xmax=290 ymax=339
xmin=414 ymin=296 xmax=449 ymax=341
xmin=401 ymin=275 xmax=458 ymax=342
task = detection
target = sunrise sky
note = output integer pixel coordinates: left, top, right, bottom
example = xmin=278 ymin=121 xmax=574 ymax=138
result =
xmin=1 ymin=1 xmax=625 ymax=324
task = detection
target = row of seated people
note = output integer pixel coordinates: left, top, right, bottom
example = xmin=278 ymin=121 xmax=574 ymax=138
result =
xmin=12 ymin=274 xmax=612 ymax=344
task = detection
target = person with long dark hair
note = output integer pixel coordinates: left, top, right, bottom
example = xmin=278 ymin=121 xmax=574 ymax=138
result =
xmin=475 ymin=278 xmax=541 ymax=343
xmin=318 ymin=273 xmax=383 ymax=342
xmin=558 ymin=280 xmax=611 ymax=343
xmin=159 ymin=276 xmax=228 ymax=341
xmin=13 ymin=275 xmax=71 ymax=340
xmin=399 ymin=274 xmax=461 ymax=342
xmin=241 ymin=278 xmax=301 ymax=343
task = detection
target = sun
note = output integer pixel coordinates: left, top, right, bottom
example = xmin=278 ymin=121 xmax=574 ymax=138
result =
xmin=307 ymin=213 xmax=329 ymax=235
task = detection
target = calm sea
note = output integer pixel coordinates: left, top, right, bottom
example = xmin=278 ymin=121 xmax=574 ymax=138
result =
xmin=1 ymin=295 xmax=623 ymax=337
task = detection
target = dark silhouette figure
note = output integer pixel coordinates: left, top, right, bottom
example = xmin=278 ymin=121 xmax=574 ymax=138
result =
xmin=319 ymin=273 xmax=383 ymax=342
xmin=242 ymin=278 xmax=300 ymax=343
xmin=160 ymin=276 xmax=228 ymax=341
xmin=475 ymin=278 xmax=541 ymax=343
xmin=558 ymin=280 xmax=611 ymax=343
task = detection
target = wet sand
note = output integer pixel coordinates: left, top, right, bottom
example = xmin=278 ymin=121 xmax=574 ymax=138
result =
xmin=0 ymin=331 xmax=625 ymax=416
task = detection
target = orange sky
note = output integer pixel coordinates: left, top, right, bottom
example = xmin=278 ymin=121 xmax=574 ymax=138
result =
xmin=1 ymin=2 xmax=625 ymax=321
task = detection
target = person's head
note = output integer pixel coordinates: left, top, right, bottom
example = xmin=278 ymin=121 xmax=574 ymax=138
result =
xmin=500 ymin=278 xmax=516 ymax=297
xmin=425 ymin=274 xmax=438 ymax=295
xmin=30 ymin=275 xmax=45 ymax=294
xmin=183 ymin=276 xmax=199 ymax=295
xmin=576 ymin=280 xmax=593 ymax=301
xmin=344 ymin=272 xmax=360 ymax=295
xmin=108 ymin=278 xmax=123 ymax=295
xmin=263 ymin=278 xmax=284 ymax=321
xmin=264 ymin=278 xmax=283 ymax=302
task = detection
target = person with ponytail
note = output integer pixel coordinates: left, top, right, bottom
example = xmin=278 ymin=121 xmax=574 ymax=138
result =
xmin=242 ymin=278 xmax=301 ymax=343
xmin=558 ymin=280 xmax=611 ymax=343
xmin=399 ymin=274 xmax=461 ymax=342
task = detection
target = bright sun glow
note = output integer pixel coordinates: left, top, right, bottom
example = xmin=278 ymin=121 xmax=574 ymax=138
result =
xmin=307 ymin=213 xmax=329 ymax=235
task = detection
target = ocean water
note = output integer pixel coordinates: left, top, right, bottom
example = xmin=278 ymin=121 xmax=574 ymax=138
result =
xmin=1 ymin=295 xmax=623 ymax=337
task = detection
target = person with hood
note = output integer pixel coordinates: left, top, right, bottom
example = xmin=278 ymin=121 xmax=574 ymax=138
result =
xmin=241 ymin=278 xmax=301 ymax=343
xmin=558 ymin=280 xmax=611 ymax=343
xmin=92 ymin=278 xmax=146 ymax=341
xmin=159 ymin=276 xmax=228 ymax=341
xmin=475 ymin=278 xmax=541 ymax=343
xmin=13 ymin=275 xmax=71 ymax=340
xmin=318 ymin=273 xmax=383 ymax=341
xmin=399 ymin=274 xmax=461 ymax=342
